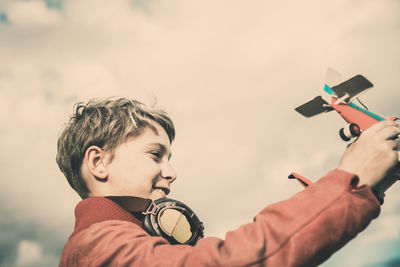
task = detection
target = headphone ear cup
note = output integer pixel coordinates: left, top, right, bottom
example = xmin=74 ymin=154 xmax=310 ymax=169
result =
xmin=142 ymin=198 xmax=171 ymax=239
xmin=142 ymin=214 xmax=159 ymax=237
xmin=141 ymin=198 xmax=204 ymax=245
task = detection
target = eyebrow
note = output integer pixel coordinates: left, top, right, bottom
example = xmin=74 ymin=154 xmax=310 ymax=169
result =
xmin=148 ymin=142 xmax=172 ymax=160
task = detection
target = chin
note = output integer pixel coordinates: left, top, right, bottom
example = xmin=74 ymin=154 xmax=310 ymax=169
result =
xmin=151 ymin=191 xmax=166 ymax=200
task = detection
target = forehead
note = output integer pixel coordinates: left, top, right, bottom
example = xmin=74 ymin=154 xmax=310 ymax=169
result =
xmin=125 ymin=122 xmax=171 ymax=151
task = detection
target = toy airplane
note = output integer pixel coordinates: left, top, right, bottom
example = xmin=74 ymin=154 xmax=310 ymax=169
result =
xmin=289 ymin=73 xmax=400 ymax=202
xmin=294 ymin=74 xmax=399 ymax=141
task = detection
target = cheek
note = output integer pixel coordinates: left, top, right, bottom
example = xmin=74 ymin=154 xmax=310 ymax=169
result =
xmin=108 ymin=153 xmax=162 ymax=186
xmin=108 ymin=157 xmax=137 ymax=182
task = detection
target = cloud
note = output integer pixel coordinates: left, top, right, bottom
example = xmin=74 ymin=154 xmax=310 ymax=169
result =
xmin=0 ymin=202 xmax=63 ymax=267
xmin=6 ymin=0 xmax=61 ymax=27
xmin=16 ymin=240 xmax=43 ymax=266
xmin=363 ymin=215 xmax=400 ymax=243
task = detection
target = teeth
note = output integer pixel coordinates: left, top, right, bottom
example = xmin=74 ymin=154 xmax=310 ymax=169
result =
xmin=153 ymin=187 xmax=169 ymax=196
xmin=156 ymin=188 xmax=165 ymax=194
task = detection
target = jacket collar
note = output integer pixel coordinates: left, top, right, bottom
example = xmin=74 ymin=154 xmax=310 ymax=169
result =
xmin=72 ymin=197 xmax=143 ymax=237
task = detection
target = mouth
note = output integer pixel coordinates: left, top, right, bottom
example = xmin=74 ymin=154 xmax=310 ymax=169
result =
xmin=152 ymin=186 xmax=170 ymax=196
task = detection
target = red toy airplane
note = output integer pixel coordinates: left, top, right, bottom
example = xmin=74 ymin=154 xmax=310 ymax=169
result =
xmin=294 ymin=74 xmax=399 ymax=141
xmin=289 ymin=73 xmax=400 ymax=202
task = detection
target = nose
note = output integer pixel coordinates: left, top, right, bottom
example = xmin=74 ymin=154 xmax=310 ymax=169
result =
xmin=162 ymin=163 xmax=177 ymax=183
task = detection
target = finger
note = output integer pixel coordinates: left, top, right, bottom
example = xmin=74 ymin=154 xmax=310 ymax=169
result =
xmin=395 ymin=140 xmax=400 ymax=161
xmin=386 ymin=140 xmax=398 ymax=150
xmin=377 ymin=125 xmax=400 ymax=140
xmin=367 ymin=120 xmax=400 ymax=134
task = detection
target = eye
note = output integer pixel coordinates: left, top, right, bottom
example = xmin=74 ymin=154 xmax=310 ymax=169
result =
xmin=149 ymin=151 xmax=162 ymax=162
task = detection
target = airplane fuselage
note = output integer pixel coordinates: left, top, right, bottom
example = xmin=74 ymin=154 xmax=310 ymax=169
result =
xmin=330 ymin=97 xmax=399 ymax=130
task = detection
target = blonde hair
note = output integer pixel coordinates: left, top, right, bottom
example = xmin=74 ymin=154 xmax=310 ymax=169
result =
xmin=56 ymin=97 xmax=175 ymax=199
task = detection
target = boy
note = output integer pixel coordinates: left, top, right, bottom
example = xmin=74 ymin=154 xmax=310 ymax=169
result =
xmin=57 ymin=97 xmax=400 ymax=266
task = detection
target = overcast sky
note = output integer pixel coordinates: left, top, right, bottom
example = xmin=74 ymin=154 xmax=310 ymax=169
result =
xmin=0 ymin=0 xmax=400 ymax=266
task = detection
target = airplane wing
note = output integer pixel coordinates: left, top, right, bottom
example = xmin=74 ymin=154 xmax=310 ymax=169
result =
xmin=295 ymin=96 xmax=333 ymax=117
xmin=330 ymin=75 xmax=373 ymax=102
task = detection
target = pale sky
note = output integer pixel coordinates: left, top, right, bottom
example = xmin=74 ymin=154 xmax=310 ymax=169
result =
xmin=0 ymin=0 xmax=399 ymax=266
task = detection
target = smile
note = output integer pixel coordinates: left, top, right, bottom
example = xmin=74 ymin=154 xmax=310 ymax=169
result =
xmin=153 ymin=187 xmax=170 ymax=196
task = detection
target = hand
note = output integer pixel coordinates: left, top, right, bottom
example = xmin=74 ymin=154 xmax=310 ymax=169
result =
xmin=374 ymin=163 xmax=400 ymax=194
xmin=337 ymin=120 xmax=400 ymax=187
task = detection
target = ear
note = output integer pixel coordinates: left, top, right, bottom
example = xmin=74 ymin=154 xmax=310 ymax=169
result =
xmin=84 ymin=146 xmax=110 ymax=180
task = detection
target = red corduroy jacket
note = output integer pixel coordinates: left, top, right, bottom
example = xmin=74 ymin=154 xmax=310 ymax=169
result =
xmin=59 ymin=169 xmax=380 ymax=267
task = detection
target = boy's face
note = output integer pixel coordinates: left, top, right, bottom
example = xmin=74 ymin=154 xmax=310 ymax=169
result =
xmin=105 ymin=122 xmax=176 ymax=201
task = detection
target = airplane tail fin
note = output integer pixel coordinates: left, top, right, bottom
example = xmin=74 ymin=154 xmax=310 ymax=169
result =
xmin=294 ymin=96 xmax=333 ymax=117
xmin=325 ymin=67 xmax=343 ymax=88
xmin=288 ymin=172 xmax=313 ymax=188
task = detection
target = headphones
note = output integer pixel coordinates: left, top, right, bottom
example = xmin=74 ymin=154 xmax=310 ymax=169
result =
xmin=107 ymin=196 xmax=204 ymax=246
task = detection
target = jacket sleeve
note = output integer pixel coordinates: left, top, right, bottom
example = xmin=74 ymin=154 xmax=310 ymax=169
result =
xmin=69 ymin=169 xmax=380 ymax=267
